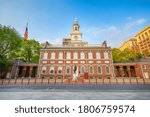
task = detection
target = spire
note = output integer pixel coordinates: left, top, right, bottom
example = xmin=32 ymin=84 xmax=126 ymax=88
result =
xmin=70 ymin=19 xmax=82 ymax=41
xmin=24 ymin=22 xmax=28 ymax=41
xmin=74 ymin=17 xmax=78 ymax=24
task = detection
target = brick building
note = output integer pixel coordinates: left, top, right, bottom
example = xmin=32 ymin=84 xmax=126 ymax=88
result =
xmin=38 ymin=20 xmax=114 ymax=80
xmin=4 ymin=21 xmax=150 ymax=81
xmin=114 ymin=58 xmax=150 ymax=78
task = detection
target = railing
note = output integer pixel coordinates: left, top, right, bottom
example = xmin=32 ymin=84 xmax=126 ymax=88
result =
xmin=0 ymin=77 xmax=150 ymax=85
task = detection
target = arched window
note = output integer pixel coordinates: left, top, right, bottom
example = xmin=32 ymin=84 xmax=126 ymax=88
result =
xmin=81 ymin=66 xmax=85 ymax=74
xmin=58 ymin=66 xmax=62 ymax=74
xmin=98 ymin=66 xmax=102 ymax=74
xmin=66 ymin=66 xmax=70 ymax=74
xmin=41 ymin=66 xmax=46 ymax=74
xmin=75 ymin=27 xmax=78 ymax=31
xmin=50 ymin=66 xmax=54 ymax=74
xmin=106 ymin=66 xmax=110 ymax=74
xmin=89 ymin=66 xmax=94 ymax=74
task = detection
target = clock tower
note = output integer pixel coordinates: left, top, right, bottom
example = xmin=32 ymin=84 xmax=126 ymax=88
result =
xmin=70 ymin=19 xmax=82 ymax=42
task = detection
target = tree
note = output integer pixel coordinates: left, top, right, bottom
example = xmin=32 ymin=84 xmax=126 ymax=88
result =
xmin=18 ymin=39 xmax=41 ymax=62
xmin=135 ymin=52 xmax=143 ymax=59
xmin=0 ymin=25 xmax=22 ymax=78
xmin=112 ymin=48 xmax=138 ymax=62
xmin=112 ymin=48 xmax=122 ymax=62
xmin=0 ymin=25 xmax=22 ymax=61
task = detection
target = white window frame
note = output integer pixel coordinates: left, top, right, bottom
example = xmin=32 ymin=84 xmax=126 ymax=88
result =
xmin=58 ymin=52 xmax=63 ymax=60
xmin=43 ymin=53 xmax=48 ymax=59
xmin=96 ymin=52 xmax=101 ymax=59
xmin=41 ymin=66 xmax=46 ymax=74
xmin=73 ymin=52 xmax=78 ymax=59
xmin=80 ymin=52 xmax=85 ymax=59
xmin=88 ymin=52 xmax=93 ymax=59
xmin=51 ymin=52 xmax=55 ymax=59
xmin=58 ymin=66 xmax=62 ymax=74
xmin=104 ymin=52 xmax=109 ymax=59
xmin=66 ymin=52 xmax=71 ymax=59
xmin=50 ymin=66 xmax=54 ymax=74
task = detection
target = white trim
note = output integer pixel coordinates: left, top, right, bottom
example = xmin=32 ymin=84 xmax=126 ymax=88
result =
xmin=50 ymin=66 xmax=54 ymax=74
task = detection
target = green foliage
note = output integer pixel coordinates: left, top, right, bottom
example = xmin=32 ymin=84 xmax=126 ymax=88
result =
xmin=0 ymin=25 xmax=22 ymax=78
xmin=112 ymin=48 xmax=122 ymax=62
xmin=135 ymin=53 xmax=143 ymax=59
xmin=0 ymin=25 xmax=22 ymax=61
xmin=112 ymin=48 xmax=143 ymax=62
xmin=18 ymin=39 xmax=41 ymax=62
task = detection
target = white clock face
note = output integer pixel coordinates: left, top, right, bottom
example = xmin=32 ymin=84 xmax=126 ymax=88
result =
xmin=74 ymin=36 xmax=78 ymax=39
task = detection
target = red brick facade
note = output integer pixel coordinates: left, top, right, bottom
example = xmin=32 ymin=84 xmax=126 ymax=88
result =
xmin=38 ymin=45 xmax=114 ymax=79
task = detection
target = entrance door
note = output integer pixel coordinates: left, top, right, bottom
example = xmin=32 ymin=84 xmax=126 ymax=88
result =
xmin=144 ymin=72 xmax=149 ymax=78
xmin=73 ymin=65 xmax=78 ymax=80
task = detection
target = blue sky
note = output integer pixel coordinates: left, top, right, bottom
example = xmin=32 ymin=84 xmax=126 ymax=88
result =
xmin=0 ymin=0 xmax=150 ymax=47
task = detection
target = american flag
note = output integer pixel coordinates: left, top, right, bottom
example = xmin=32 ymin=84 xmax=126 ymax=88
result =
xmin=24 ymin=23 xmax=28 ymax=41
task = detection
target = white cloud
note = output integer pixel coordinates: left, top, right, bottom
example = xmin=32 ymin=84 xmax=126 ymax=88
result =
xmin=49 ymin=38 xmax=62 ymax=45
xmin=134 ymin=18 xmax=146 ymax=25
xmin=82 ymin=18 xmax=147 ymax=48
xmin=35 ymin=37 xmax=62 ymax=45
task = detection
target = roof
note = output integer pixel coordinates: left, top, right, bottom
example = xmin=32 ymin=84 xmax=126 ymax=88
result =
xmin=119 ymin=38 xmax=136 ymax=49
xmin=135 ymin=25 xmax=150 ymax=36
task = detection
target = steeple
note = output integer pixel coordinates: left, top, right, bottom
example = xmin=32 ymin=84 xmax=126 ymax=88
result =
xmin=70 ymin=18 xmax=82 ymax=42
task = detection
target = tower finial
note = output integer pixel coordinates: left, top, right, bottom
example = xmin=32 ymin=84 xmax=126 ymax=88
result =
xmin=74 ymin=17 xmax=78 ymax=24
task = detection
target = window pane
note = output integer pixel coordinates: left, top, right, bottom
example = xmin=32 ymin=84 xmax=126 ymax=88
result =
xmin=104 ymin=52 xmax=108 ymax=59
xmin=74 ymin=52 xmax=78 ymax=59
xmin=66 ymin=67 xmax=70 ymax=74
xmin=80 ymin=52 xmax=85 ymax=59
xmin=66 ymin=53 xmax=71 ymax=59
xmin=106 ymin=66 xmax=110 ymax=73
xmin=98 ymin=66 xmax=102 ymax=73
xmin=58 ymin=53 xmax=63 ymax=59
xmin=58 ymin=66 xmax=62 ymax=73
xmin=81 ymin=67 xmax=85 ymax=73
xmin=41 ymin=66 xmax=46 ymax=73
xmin=90 ymin=67 xmax=93 ymax=73
xmin=96 ymin=52 xmax=100 ymax=59
xmin=88 ymin=52 xmax=93 ymax=59
xmin=43 ymin=53 xmax=48 ymax=59
xmin=51 ymin=52 xmax=55 ymax=59
xmin=50 ymin=66 xmax=54 ymax=73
